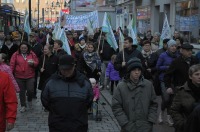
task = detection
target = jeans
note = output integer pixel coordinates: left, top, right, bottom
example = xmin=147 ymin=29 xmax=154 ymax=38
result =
xmin=100 ymin=61 xmax=110 ymax=87
xmin=110 ymin=80 xmax=119 ymax=93
xmin=160 ymin=81 xmax=173 ymax=113
xmin=16 ymin=78 xmax=35 ymax=107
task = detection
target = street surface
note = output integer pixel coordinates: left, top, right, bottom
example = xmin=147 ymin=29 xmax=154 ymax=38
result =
xmin=10 ymin=90 xmax=175 ymax=132
xmin=10 ymin=91 xmax=120 ymax=132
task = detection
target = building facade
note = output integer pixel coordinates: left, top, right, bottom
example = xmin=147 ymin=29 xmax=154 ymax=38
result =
xmin=70 ymin=0 xmax=116 ymax=29
xmin=116 ymin=0 xmax=200 ymax=44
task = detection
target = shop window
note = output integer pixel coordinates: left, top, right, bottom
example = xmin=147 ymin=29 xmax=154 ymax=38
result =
xmin=136 ymin=6 xmax=151 ymax=34
xmin=175 ymin=0 xmax=200 ymax=44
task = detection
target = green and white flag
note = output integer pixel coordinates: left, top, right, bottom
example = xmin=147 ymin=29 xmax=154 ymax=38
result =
xmin=23 ymin=10 xmax=31 ymax=35
xmin=102 ymin=12 xmax=118 ymax=51
xmin=127 ymin=17 xmax=138 ymax=45
xmin=160 ymin=14 xmax=171 ymax=48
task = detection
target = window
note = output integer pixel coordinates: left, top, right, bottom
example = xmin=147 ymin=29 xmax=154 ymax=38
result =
xmin=136 ymin=6 xmax=151 ymax=34
xmin=175 ymin=0 xmax=200 ymax=43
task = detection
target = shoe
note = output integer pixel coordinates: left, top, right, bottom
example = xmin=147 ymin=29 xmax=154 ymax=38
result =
xmin=167 ymin=115 xmax=174 ymax=126
xmin=106 ymin=85 xmax=110 ymax=90
xmin=27 ymin=101 xmax=33 ymax=110
xmin=158 ymin=111 xmax=164 ymax=123
xmin=20 ymin=106 xmax=26 ymax=113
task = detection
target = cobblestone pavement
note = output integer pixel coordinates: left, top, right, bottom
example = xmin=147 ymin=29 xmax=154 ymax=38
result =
xmin=101 ymin=89 xmax=175 ymax=132
xmin=10 ymin=92 xmax=120 ymax=132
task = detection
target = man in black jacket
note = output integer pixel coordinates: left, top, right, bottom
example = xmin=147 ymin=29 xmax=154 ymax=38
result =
xmin=164 ymin=43 xmax=199 ymax=94
xmin=114 ymin=37 xmax=144 ymax=78
xmin=41 ymin=55 xmax=93 ymax=132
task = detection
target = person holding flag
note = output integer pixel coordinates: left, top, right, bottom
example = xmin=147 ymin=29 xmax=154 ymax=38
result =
xmin=114 ymin=37 xmax=144 ymax=78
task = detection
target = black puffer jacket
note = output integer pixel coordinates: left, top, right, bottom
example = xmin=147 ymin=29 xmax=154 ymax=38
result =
xmin=41 ymin=70 xmax=93 ymax=132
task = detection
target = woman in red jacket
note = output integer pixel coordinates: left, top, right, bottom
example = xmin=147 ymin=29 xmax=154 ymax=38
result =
xmin=10 ymin=41 xmax=39 ymax=113
xmin=0 ymin=71 xmax=17 ymax=132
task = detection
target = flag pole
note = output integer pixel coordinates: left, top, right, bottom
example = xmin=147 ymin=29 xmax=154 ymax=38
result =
xmin=97 ymin=29 xmax=102 ymax=54
xmin=121 ymin=40 xmax=125 ymax=62
xmin=21 ymin=32 xmax=25 ymax=43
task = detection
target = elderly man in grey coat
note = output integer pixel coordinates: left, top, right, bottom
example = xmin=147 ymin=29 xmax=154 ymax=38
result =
xmin=112 ymin=57 xmax=158 ymax=132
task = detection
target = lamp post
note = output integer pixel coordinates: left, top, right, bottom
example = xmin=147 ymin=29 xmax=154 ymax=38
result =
xmin=37 ymin=0 xmax=40 ymax=28
xmin=29 ymin=0 xmax=31 ymax=28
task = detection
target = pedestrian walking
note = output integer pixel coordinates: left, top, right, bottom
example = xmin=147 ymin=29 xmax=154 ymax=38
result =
xmin=156 ymin=39 xmax=179 ymax=126
xmin=79 ymin=42 xmax=101 ymax=81
xmin=112 ymin=57 xmax=157 ymax=132
xmin=41 ymin=55 xmax=93 ymax=132
xmin=0 ymin=71 xmax=18 ymax=132
xmin=10 ymin=42 xmax=39 ymax=112
xmin=38 ymin=45 xmax=59 ymax=91
xmin=0 ymin=53 xmax=20 ymax=92
xmin=170 ymin=64 xmax=200 ymax=132
xmin=114 ymin=37 xmax=144 ymax=78
xmin=106 ymin=54 xmax=121 ymax=95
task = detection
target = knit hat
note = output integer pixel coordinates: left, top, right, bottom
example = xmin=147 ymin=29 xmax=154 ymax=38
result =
xmin=59 ymin=55 xmax=75 ymax=69
xmin=127 ymin=57 xmax=143 ymax=72
xmin=167 ymin=39 xmax=176 ymax=47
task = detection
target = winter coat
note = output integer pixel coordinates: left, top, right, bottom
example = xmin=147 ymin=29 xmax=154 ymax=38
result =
xmin=0 ymin=71 xmax=17 ymax=132
xmin=106 ymin=61 xmax=121 ymax=81
xmin=114 ymin=48 xmax=144 ymax=78
xmin=156 ymin=51 xmax=178 ymax=81
xmin=164 ymin=56 xmax=199 ymax=89
xmin=41 ymin=70 xmax=93 ymax=132
xmin=10 ymin=51 xmax=39 ymax=79
xmin=38 ymin=54 xmax=59 ymax=90
xmin=0 ymin=63 xmax=20 ymax=92
xmin=170 ymin=81 xmax=200 ymax=132
xmin=112 ymin=77 xmax=158 ymax=132
xmin=99 ymin=40 xmax=116 ymax=61
xmin=79 ymin=52 xmax=101 ymax=81
xmin=93 ymin=85 xmax=100 ymax=101
xmin=30 ymin=43 xmax=43 ymax=58
xmin=1 ymin=43 xmax=18 ymax=61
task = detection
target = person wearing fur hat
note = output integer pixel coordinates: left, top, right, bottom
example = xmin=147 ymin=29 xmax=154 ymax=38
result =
xmin=112 ymin=57 xmax=157 ymax=132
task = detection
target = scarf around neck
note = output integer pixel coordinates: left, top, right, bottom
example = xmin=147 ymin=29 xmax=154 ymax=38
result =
xmin=83 ymin=52 xmax=101 ymax=72
xmin=79 ymin=43 xmax=86 ymax=49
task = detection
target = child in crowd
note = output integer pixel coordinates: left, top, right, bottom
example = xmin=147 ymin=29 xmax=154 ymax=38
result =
xmin=89 ymin=78 xmax=100 ymax=102
xmin=89 ymin=78 xmax=100 ymax=119
xmin=106 ymin=54 xmax=121 ymax=95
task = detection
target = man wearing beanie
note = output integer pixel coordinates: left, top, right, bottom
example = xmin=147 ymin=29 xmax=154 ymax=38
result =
xmin=41 ymin=55 xmax=93 ymax=132
xmin=112 ymin=57 xmax=157 ymax=132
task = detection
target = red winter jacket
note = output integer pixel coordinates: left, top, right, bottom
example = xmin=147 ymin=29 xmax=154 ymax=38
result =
xmin=0 ymin=71 xmax=18 ymax=132
xmin=10 ymin=51 xmax=39 ymax=79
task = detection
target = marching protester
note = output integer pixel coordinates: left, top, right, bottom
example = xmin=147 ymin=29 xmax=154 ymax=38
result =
xmin=106 ymin=54 xmax=121 ymax=95
xmin=156 ymin=39 xmax=179 ymax=126
xmin=141 ymin=40 xmax=154 ymax=80
xmin=98 ymin=34 xmax=116 ymax=89
xmin=53 ymin=39 xmax=67 ymax=58
xmin=151 ymin=32 xmax=160 ymax=52
xmin=170 ymin=64 xmax=200 ymax=132
xmin=164 ymin=43 xmax=199 ymax=93
xmin=1 ymin=35 xmax=18 ymax=62
xmin=79 ymin=42 xmax=101 ymax=81
xmin=38 ymin=45 xmax=59 ymax=91
xmin=41 ymin=55 xmax=93 ymax=132
xmin=0 ymin=53 xmax=20 ymax=92
xmin=10 ymin=42 xmax=38 ymax=112
xmin=112 ymin=57 xmax=157 ymax=132
xmin=114 ymin=36 xmax=144 ymax=78
xmin=29 ymin=32 xmax=43 ymax=99
xmin=0 ymin=71 xmax=18 ymax=132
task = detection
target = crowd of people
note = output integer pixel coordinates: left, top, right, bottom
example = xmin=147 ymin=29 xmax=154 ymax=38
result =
xmin=0 ymin=26 xmax=200 ymax=132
